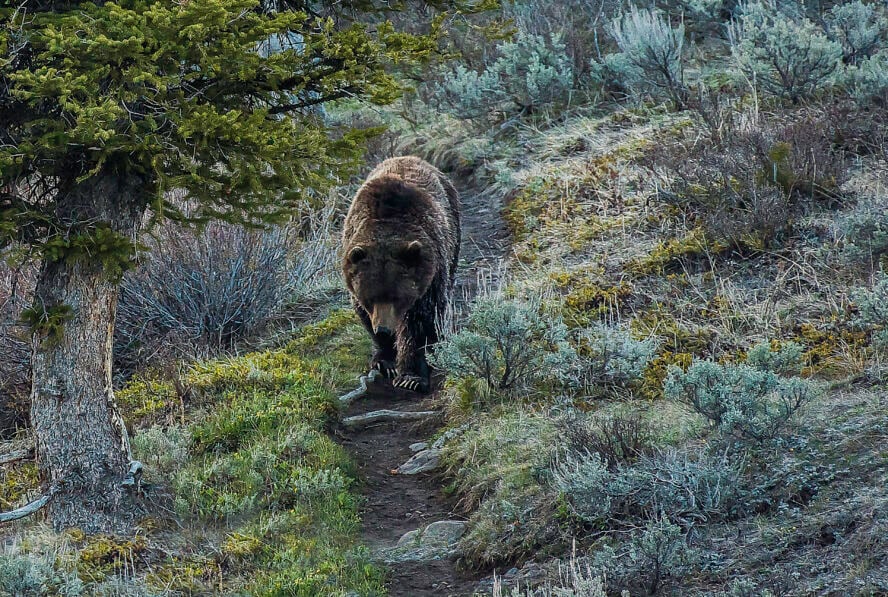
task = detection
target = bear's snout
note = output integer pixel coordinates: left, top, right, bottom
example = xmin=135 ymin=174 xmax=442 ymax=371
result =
xmin=371 ymin=303 xmax=399 ymax=336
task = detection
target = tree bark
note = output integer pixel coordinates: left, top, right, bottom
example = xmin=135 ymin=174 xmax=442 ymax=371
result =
xmin=30 ymin=169 xmax=147 ymax=533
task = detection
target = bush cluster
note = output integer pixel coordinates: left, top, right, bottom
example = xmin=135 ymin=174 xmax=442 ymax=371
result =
xmin=649 ymin=107 xmax=850 ymax=250
xmin=432 ymin=296 xmax=659 ymax=405
xmin=729 ymin=1 xmax=843 ymax=103
xmin=601 ymin=7 xmax=687 ymax=108
xmin=664 ymin=341 xmax=816 ymax=443
xmin=430 ymin=295 xmax=574 ymax=401
xmin=116 ymin=214 xmax=335 ymax=370
xmin=553 ymin=445 xmax=743 ymax=528
xmin=437 ymin=31 xmax=574 ymax=121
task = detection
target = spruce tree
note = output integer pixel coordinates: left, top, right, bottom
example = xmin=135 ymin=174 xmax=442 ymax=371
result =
xmin=0 ymin=0 xmax=486 ymax=532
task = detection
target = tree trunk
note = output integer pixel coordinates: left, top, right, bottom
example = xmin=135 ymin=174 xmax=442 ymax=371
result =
xmin=30 ymin=169 xmax=146 ymax=533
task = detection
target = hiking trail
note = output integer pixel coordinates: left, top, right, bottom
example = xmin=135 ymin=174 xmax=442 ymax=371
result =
xmin=338 ymin=184 xmax=508 ymax=597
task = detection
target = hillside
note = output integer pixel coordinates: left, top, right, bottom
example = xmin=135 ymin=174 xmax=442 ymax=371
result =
xmin=2 ymin=0 xmax=888 ymax=595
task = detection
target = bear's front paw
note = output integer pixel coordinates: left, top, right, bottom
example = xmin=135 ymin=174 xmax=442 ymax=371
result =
xmin=371 ymin=360 xmax=397 ymax=379
xmin=393 ymin=374 xmax=428 ymax=393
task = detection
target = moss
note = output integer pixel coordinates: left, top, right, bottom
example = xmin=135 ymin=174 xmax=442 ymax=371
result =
xmin=116 ymin=373 xmax=180 ymax=425
xmin=75 ymin=534 xmax=147 ymax=582
xmin=792 ymin=323 xmax=868 ymax=379
xmin=286 ymin=308 xmax=372 ymax=389
xmin=146 ymin=556 xmax=218 ymax=593
xmin=640 ymin=351 xmax=693 ymax=400
xmin=631 ymin=308 xmax=713 ymax=355
xmin=503 ymin=176 xmax=557 ymax=241
xmin=0 ymin=462 xmax=39 ymax=510
xmin=551 ymin=269 xmax=632 ymax=327
xmin=627 ymin=228 xmax=728 ymax=276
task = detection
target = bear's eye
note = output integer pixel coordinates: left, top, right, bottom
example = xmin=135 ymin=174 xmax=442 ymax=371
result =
xmin=348 ymin=246 xmax=367 ymax=264
xmin=398 ymin=240 xmax=423 ymax=265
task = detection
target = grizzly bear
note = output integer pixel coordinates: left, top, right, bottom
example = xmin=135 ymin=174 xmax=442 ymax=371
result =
xmin=341 ymin=156 xmax=461 ymax=393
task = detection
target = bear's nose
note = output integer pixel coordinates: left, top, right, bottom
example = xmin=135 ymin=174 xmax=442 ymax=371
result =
xmin=374 ymin=325 xmax=393 ymax=336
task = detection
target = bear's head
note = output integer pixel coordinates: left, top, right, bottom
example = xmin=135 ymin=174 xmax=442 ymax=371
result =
xmin=343 ymin=236 xmax=437 ymax=336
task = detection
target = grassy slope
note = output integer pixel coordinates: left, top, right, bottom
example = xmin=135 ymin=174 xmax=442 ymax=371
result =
xmin=0 ymin=309 xmax=387 ymax=596
xmin=430 ymin=104 xmax=888 ymax=594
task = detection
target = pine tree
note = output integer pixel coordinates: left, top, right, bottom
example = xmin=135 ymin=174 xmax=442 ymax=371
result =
xmin=0 ymin=0 xmax=490 ymax=532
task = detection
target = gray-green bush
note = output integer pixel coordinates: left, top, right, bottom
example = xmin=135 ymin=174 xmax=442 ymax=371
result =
xmin=825 ymin=0 xmax=888 ymax=65
xmin=664 ymin=342 xmax=818 ymax=442
xmin=592 ymin=515 xmax=699 ymax=595
xmin=846 ymin=50 xmax=888 ymax=105
xmin=437 ymin=31 xmax=573 ymax=121
xmin=839 ymin=197 xmax=888 ymax=265
xmin=851 ymin=270 xmax=888 ymax=349
xmin=430 ymin=295 xmax=574 ymax=397
xmin=553 ymin=446 xmax=743 ymax=527
xmin=0 ymin=552 xmax=83 ymax=596
xmin=603 ymin=6 xmax=687 ymax=108
xmin=573 ymin=324 xmax=660 ymax=394
xmin=729 ymin=1 xmax=843 ymax=102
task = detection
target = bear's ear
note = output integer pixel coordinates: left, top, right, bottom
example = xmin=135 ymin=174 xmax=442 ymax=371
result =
xmin=398 ymin=240 xmax=423 ymax=264
xmin=348 ymin=246 xmax=367 ymax=264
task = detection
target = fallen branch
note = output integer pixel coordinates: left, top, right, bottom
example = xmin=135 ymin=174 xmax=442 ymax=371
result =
xmin=338 ymin=369 xmax=382 ymax=408
xmin=0 ymin=460 xmax=144 ymax=525
xmin=342 ymin=409 xmax=438 ymax=430
xmin=0 ymin=447 xmax=33 ymax=466
xmin=0 ymin=484 xmax=59 ymax=524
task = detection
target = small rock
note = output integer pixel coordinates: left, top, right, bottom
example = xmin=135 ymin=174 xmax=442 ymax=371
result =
xmin=394 ymin=448 xmax=441 ymax=475
xmin=409 ymin=441 xmax=428 ymax=453
xmin=396 ymin=528 xmax=421 ymax=547
xmin=387 ymin=520 xmax=468 ymax=563
xmin=422 ymin=520 xmax=467 ymax=545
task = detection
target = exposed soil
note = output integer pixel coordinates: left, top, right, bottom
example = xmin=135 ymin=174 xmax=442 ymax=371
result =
xmin=338 ymin=182 xmax=508 ymax=597
xmin=338 ymin=387 xmax=480 ymax=596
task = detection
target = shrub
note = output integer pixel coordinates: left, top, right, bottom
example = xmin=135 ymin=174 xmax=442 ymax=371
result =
xmin=840 ymin=196 xmax=888 ymax=266
xmin=593 ymin=515 xmax=698 ymax=595
xmin=429 ymin=295 xmax=574 ymax=399
xmin=573 ymin=324 xmax=660 ymax=393
xmin=437 ymin=31 xmax=574 ymax=121
xmin=552 ymin=446 xmax=743 ymax=527
xmin=649 ymin=107 xmax=849 ymax=250
xmin=503 ymin=0 xmax=612 ymax=83
xmin=116 ymin=212 xmax=335 ymax=370
xmin=729 ymin=1 xmax=843 ymax=102
xmin=846 ymin=50 xmax=888 ymax=106
xmin=603 ymin=6 xmax=687 ymax=108
xmin=851 ymin=270 xmax=888 ymax=350
xmin=0 ymin=552 xmax=83 ymax=596
xmin=558 ymin=411 xmax=655 ymax=470
xmin=824 ymin=0 xmax=888 ymax=65
xmin=745 ymin=340 xmax=803 ymax=375
xmin=664 ymin=343 xmax=819 ymax=443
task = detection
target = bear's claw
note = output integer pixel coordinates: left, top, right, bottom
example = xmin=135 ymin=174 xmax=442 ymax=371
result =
xmin=393 ymin=375 xmax=427 ymax=393
xmin=371 ymin=361 xmax=397 ymax=379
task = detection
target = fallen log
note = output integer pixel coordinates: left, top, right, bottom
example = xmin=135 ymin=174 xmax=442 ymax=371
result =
xmin=342 ymin=409 xmax=437 ymax=430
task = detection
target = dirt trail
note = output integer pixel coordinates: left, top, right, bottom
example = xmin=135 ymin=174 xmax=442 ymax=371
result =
xmin=338 ymin=184 xmax=508 ymax=597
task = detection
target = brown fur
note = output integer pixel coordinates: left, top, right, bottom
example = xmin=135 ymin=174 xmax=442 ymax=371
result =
xmin=341 ymin=156 xmax=461 ymax=392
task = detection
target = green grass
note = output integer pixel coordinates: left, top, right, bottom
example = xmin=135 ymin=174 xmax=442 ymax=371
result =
xmin=1 ymin=308 xmax=383 ymax=597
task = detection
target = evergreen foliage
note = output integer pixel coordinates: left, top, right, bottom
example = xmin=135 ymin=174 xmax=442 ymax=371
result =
xmin=0 ymin=0 xmax=475 ymax=253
